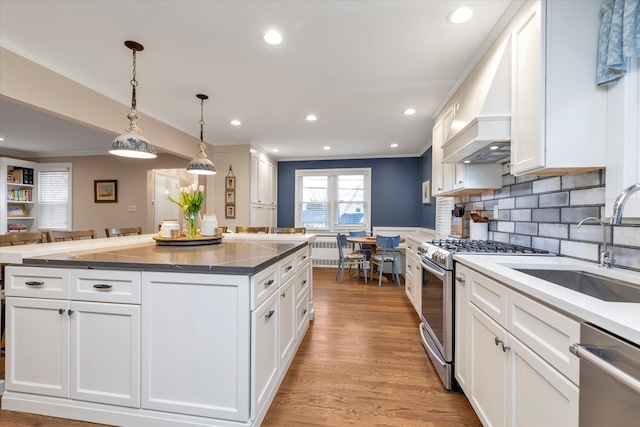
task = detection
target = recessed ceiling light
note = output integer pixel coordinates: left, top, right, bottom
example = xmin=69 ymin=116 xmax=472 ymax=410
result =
xmin=263 ymin=30 xmax=283 ymax=45
xmin=489 ymin=145 xmax=500 ymax=150
xmin=323 ymin=146 xmax=331 ymax=150
xmin=0 ymin=137 xmax=4 ymax=141
xmin=463 ymin=160 xmax=471 ymax=164
xmin=272 ymin=148 xmax=280 ymax=152
xmin=230 ymin=119 xmax=241 ymax=126
xmin=447 ymin=6 xmax=474 ymax=24
xmin=390 ymin=143 xmax=399 ymax=148
xmin=403 ymin=108 xmax=416 ymax=115
xmin=306 ymin=114 xmax=317 ymax=122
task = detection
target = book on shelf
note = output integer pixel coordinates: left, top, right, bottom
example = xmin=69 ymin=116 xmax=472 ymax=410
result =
xmin=8 ymin=223 xmax=29 ymax=232
xmin=7 ymin=187 xmax=32 ymax=202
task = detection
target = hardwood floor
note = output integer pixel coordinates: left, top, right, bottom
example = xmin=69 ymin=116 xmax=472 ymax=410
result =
xmin=0 ymin=268 xmax=480 ymax=427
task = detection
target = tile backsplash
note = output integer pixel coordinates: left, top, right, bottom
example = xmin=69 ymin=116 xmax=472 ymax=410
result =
xmin=456 ymin=167 xmax=640 ymax=271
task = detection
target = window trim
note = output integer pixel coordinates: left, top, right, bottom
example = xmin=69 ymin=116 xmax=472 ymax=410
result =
xmin=37 ymin=162 xmax=72 ymax=231
xmin=295 ymin=168 xmax=371 ymax=232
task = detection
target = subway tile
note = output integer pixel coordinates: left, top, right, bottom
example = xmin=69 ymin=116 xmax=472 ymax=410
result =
xmin=510 ymin=234 xmax=532 ymax=247
xmin=502 ymin=174 xmax=516 ymax=187
xmin=497 ymin=210 xmax=511 ymax=221
xmin=511 ymin=182 xmax=533 ymax=197
xmin=569 ymin=187 xmax=605 ymax=206
xmin=560 ymin=240 xmax=600 ymax=262
xmin=610 ymin=245 xmax=640 ymax=270
xmin=481 ymin=190 xmax=496 ymax=201
xmin=533 ymin=177 xmax=562 ymax=194
xmin=492 ymin=232 xmax=511 ymax=243
xmin=531 ymin=208 xmax=560 ymax=223
xmin=511 ymin=209 xmax=532 ymax=222
xmin=469 ymin=194 xmax=482 ymax=202
xmin=498 ymin=221 xmax=515 ymax=233
xmin=613 ymin=225 xmax=640 ymax=247
xmin=532 ymin=237 xmax=560 ymax=254
xmin=538 ymin=223 xmax=569 ymax=239
xmin=539 ymin=192 xmax=569 ymax=207
xmin=561 ymin=207 xmax=601 ymax=223
xmin=494 ymin=186 xmax=511 ymax=199
xmin=515 ymin=195 xmax=539 ymax=208
xmin=561 ymin=170 xmax=602 ymax=189
xmin=515 ymin=222 xmax=537 ymax=235
xmin=488 ymin=221 xmax=498 ymax=231
xmin=570 ymin=224 xmax=612 ymax=244
xmin=515 ymin=175 xmax=538 ymax=184
xmin=484 ymin=199 xmax=498 ymax=210
xmin=498 ymin=197 xmax=515 ymax=209
xmin=473 ymin=202 xmax=484 ymax=211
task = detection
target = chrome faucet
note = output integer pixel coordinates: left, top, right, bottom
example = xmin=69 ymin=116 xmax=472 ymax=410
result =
xmin=577 ymin=217 xmax=614 ymax=268
xmin=610 ymin=183 xmax=640 ymax=225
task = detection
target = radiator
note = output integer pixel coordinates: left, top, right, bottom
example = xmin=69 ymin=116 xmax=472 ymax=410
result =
xmin=311 ymin=237 xmax=339 ymax=267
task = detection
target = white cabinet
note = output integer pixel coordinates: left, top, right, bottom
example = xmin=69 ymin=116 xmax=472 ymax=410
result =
xmin=1 ymin=157 xmax=38 ymax=234
xmin=251 ymin=155 xmax=276 ymax=205
xmin=461 ymin=266 xmax=579 ymax=427
xmin=278 ymin=268 xmax=297 ymax=367
xmin=404 ymin=239 xmax=421 ymax=316
xmin=510 ymin=0 xmax=606 ymax=176
xmin=5 ymin=267 xmax=141 ymax=408
xmin=252 ymin=289 xmax=279 ymax=417
xmin=142 ymin=271 xmax=250 ymax=421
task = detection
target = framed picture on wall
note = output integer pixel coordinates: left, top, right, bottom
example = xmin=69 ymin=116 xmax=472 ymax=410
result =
xmin=94 ymin=180 xmax=118 ymax=203
xmin=226 ymin=204 xmax=236 ymax=219
xmin=7 ymin=203 xmax=26 ymax=217
xmin=226 ymin=176 xmax=236 ymax=190
xmin=226 ymin=191 xmax=235 ymax=203
xmin=422 ymin=180 xmax=431 ymax=204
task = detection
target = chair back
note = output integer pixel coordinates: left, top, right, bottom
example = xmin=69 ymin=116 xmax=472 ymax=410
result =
xmin=375 ymin=235 xmax=400 ymax=251
xmin=349 ymin=230 xmax=367 ymax=237
xmin=271 ymin=227 xmax=306 ymax=234
xmin=336 ymin=233 xmax=348 ymax=258
xmin=47 ymin=229 xmax=97 ymax=242
xmin=0 ymin=232 xmax=48 ymax=246
xmin=235 ymin=226 xmax=269 ymax=234
xmin=105 ymin=226 xmax=143 ymax=237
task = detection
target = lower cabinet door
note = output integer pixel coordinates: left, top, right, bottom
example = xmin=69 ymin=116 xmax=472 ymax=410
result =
xmin=5 ymin=297 xmax=70 ymax=397
xmin=507 ymin=334 xmax=579 ymax=427
xmin=70 ymin=301 xmax=140 ymax=408
xmin=296 ymin=290 xmax=310 ymax=338
xmin=279 ymin=278 xmax=296 ymax=367
xmin=470 ymin=304 xmax=508 ymax=427
xmin=252 ymin=290 xmax=279 ymax=417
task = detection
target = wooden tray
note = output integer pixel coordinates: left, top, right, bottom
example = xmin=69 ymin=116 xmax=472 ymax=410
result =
xmin=153 ymin=234 xmax=224 ymax=246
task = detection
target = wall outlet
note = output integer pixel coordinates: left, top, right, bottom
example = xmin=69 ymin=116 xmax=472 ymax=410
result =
xmin=493 ymin=205 xmax=499 ymax=218
xmin=128 ymin=205 xmax=137 ymax=212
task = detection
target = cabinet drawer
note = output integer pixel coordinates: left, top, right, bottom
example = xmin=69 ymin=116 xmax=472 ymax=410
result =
xmin=279 ymin=253 xmax=296 ymax=285
xmin=469 ymin=270 xmax=507 ymax=325
xmin=295 ymin=264 xmax=310 ymax=303
xmin=296 ymin=289 xmax=310 ymax=338
xmin=296 ymin=246 xmax=310 ymax=268
xmin=70 ymin=270 xmax=141 ymax=304
xmin=252 ymin=265 xmax=278 ymax=310
xmin=507 ymin=290 xmax=580 ymax=385
xmin=5 ymin=266 xmax=70 ymax=299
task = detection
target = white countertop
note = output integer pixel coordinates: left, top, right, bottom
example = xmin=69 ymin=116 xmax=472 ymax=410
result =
xmin=454 ymin=254 xmax=640 ymax=345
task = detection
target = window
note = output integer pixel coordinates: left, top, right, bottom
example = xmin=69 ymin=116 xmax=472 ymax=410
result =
xmin=38 ymin=163 xmax=72 ymax=230
xmin=295 ymin=168 xmax=371 ymax=231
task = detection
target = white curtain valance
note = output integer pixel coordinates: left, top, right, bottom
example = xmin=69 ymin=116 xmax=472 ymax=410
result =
xmin=597 ymin=0 xmax=640 ymax=86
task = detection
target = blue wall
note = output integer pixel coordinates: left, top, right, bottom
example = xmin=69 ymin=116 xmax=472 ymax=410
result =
xmin=277 ymin=154 xmax=436 ymax=230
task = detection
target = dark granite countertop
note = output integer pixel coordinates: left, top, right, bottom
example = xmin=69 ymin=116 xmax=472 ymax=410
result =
xmin=22 ymin=239 xmax=307 ymax=275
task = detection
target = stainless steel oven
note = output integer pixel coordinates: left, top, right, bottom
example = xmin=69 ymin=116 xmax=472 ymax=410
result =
xmin=419 ymin=255 xmax=454 ymax=389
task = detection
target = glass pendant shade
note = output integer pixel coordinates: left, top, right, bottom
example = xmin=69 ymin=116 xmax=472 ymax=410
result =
xmin=187 ymin=94 xmax=216 ymax=175
xmin=110 ymin=41 xmax=156 ymax=159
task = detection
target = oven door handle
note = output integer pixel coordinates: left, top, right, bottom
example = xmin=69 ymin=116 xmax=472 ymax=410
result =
xmin=570 ymin=343 xmax=640 ymax=394
xmin=419 ymin=259 xmax=447 ymax=281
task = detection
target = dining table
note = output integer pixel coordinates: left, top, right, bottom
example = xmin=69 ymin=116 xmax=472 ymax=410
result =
xmin=345 ymin=235 xmax=405 ymax=282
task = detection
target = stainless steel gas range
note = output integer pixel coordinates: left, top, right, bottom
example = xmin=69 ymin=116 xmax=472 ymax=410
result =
xmin=417 ymin=239 xmax=551 ymax=390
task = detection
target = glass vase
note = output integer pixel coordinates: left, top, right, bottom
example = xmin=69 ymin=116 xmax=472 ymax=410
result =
xmin=185 ymin=210 xmax=200 ymax=238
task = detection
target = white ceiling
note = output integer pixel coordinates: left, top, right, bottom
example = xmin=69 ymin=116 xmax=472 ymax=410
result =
xmin=0 ymin=0 xmax=517 ymax=161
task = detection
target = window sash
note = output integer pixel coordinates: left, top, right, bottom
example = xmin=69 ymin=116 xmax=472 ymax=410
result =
xmin=38 ymin=164 xmax=72 ymax=230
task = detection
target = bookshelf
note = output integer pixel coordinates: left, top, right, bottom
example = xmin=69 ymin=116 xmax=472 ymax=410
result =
xmin=1 ymin=157 xmax=38 ymax=234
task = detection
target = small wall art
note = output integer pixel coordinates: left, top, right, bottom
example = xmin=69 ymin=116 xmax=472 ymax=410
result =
xmin=94 ymin=180 xmax=118 ymax=203
xmin=225 ymin=165 xmax=236 ymax=219
xmin=422 ymin=180 xmax=431 ymax=204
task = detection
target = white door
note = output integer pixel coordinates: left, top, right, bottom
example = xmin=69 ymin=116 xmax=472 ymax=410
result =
xmin=279 ymin=278 xmax=296 ymax=366
xmin=70 ymin=301 xmax=141 ymax=408
xmin=153 ymin=170 xmax=180 ymax=233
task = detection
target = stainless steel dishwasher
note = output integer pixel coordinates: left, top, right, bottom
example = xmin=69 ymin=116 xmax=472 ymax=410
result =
xmin=570 ymin=323 xmax=640 ymax=426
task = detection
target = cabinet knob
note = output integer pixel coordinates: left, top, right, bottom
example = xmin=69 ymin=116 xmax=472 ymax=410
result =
xmin=68 ymin=309 xmax=74 ymax=316
xmin=285 ymin=266 xmax=293 ymax=272
xmin=265 ymin=310 xmax=275 ymax=319
xmin=302 ymin=309 xmax=307 ymax=315
xmin=458 ymin=180 xmax=464 ymax=184
xmin=281 ymin=292 xmax=286 ymax=298
xmin=59 ymin=308 xmax=64 ymax=315
xmin=456 ymin=277 xmax=465 ymax=283
xmin=302 ymin=280 xmax=307 ymax=285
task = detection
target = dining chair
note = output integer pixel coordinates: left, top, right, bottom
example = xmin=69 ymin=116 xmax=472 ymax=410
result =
xmin=47 ymin=229 xmax=97 ymax=242
xmin=348 ymin=230 xmax=372 ymax=257
xmin=105 ymin=226 xmax=143 ymax=237
xmin=336 ymin=233 xmax=367 ymax=284
xmin=271 ymin=227 xmax=306 ymax=234
xmin=370 ymin=235 xmax=401 ymax=287
xmin=235 ymin=226 xmax=270 ymax=234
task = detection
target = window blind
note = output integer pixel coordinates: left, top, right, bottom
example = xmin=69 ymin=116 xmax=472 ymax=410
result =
xmin=38 ymin=166 xmax=71 ymax=230
xmin=435 ymin=197 xmax=455 ymax=238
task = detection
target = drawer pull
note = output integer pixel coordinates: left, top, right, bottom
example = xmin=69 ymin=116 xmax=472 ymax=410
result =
xmin=264 ymin=279 xmax=275 ymax=288
xmin=68 ymin=309 xmax=74 ymax=316
xmin=281 ymin=292 xmax=286 ymax=298
xmin=265 ymin=310 xmax=275 ymax=319
xmin=494 ymin=337 xmax=510 ymax=352
xmin=456 ymin=277 xmax=465 ymax=283
xmin=93 ymin=283 xmax=113 ymax=290
xmin=301 ymin=255 xmax=307 ymax=260
xmin=302 ymin=280 xmax=307 ymax=285
xmin=59 ymin=308 xmax=64 ymax=315
xmin=285 ymin=266 xmax=293 ymax=272
xmin=302 ymin=309 xmax=307 ymax=315
xmin=25 ymin=281 xmax=44 ymax=287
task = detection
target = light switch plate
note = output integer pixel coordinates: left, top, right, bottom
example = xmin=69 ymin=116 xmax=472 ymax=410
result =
xmin=128 ymin=205 xmax=137 ymax=212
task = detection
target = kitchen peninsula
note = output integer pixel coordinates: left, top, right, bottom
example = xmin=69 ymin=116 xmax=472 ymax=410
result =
xmin=1 ymin=234 xmax=314 ymax=427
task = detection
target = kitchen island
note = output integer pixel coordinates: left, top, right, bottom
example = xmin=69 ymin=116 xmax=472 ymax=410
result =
xmin=2 ymin=235 xmax=314 ymax=427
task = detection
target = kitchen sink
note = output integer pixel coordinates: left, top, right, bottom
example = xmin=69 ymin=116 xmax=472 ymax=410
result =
xmin=514 ymin=269 xmax=640 ymax=303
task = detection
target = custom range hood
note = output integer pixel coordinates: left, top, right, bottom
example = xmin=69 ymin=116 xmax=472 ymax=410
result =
xmin=442 ymin=38 xmax=511 ymax=164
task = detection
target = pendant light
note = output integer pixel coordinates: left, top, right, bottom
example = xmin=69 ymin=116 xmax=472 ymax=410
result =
xmin=109 ymin=41 xmax=157 ymax=159
xmin=186 ymin=94 xmax=217 ymax=175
